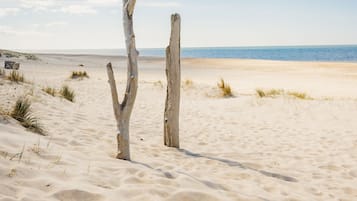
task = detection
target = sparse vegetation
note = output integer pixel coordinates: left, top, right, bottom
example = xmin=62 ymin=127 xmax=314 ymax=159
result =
xmin=182 ymin=79 xmax=194 ymax=89
xmin=184 ymin=79 xmax=193 ymax=86
xmin=256 ymin=89 xmax=284 ymax=98
xmin=217 ymin=79 xmax=233 ymax=97
xmin=70 ymin=71 xmax=89 ymax=79
xmin=7 ymin=169 xmax=17 ymax=177
xmin=287 ymin=91 xmax=311 ymax=100
xmin=0 ymin=69 xmax=5 ymax=77
xmin=256 ymin=88 xmax=311 ymax=100
xmin=7 ymin=70 xmax=24 ymax=83
xmin=42 ymin=87 xmax=56 ymax=96
xmin=3 ymin=52 xmax=20 ymax=58
xmin=60 ymin=85 xmax=75 ymax=102
xmin=153 ymin=80 xmax=164 ymax=88
xmin=0 ymin=49 xmax=38 ymax=60
xmin=11 ymin=97 xmax=45 ymax=135
xmin=25 ymin=54 xmax=39 ymax=60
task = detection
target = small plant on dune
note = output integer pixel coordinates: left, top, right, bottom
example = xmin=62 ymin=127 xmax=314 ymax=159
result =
xmin=42 ymin=87 xmax=56 ymax=96
xmin=217 ymin=78 xmax=233 ymax=97
xmin=60 ymin=85 xmax=75 ymax=102
xmin=7 ymin=70 xmax=25 ymax=83
xmin=256 ymin=89 xmax=284 ymax=98
xmin=70 ymin=71 xmax=89 ymax=79
xmin=184 ymin=79 xmax=193 ymax=86
xmin=11 ymin=97 xmax=45 ymax=135
xmin=3 ymin=52 xmax=20 ymax=58
xmin=256 ymin=88 xmax=311 ymax=100
xmin=182 ymin=79 xmax=194 ymax=89
xmin=0 ymin=69 xmax=5 ymax=77
xmin=153 ymin=80 xmax=164 ymax=88
xmin=256 ymin=89 xmax=266 ymax=98
xmin=25 ymin=54 xmax=39 ymax=61
xmin=287 ymin=91 xmax=311 ymax=100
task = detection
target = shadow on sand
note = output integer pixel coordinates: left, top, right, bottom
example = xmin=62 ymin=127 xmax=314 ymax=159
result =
xmin=178 ymin=149 xmax=298 ymax=183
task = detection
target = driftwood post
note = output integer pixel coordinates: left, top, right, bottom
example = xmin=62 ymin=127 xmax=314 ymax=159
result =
xmin=164 ymin=14 xmax=181 ymax=148
xmin=106 ymin=0 xmax=138 ymax=160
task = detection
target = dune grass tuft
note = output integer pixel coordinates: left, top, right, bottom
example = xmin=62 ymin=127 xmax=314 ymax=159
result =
xmin=217 ymin=79 xmax=233 ymax=97
xmin=287 ymin=91 xmax=310 ymax=100
xmin=256 ymin=89 xmax=284 ymax=98
xmin=0 ymin=69 xmax=5 ymax=76
xmin=42 ymin=87 xmax=56 ymax=96
xmin=11 ymin=97 xmax=45 ymax=135
xmin=25 ymin=54 xmax=39 ymax=60
xmin=7 ymin=71 xmax=24 ymax=83
xmin=60 ymin=85 xmax=75 ymax=102
xmin=256 ymin=88 xmax=311 ymax=100
xmin=70 ymin=71 xmax=89 ymax=79
xmin=153 ymin=80 xmax=164 ymax=88
xmin=184 ymin=79 xmax=193 ymax=86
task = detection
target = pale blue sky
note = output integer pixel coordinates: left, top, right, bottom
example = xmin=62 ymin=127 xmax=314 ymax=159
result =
xmin=0 ymin=0 xmax=357 ymax=49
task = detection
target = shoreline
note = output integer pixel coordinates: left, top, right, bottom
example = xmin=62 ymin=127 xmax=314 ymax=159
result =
xmin=10 ymin=52 xmax=357 ymax=66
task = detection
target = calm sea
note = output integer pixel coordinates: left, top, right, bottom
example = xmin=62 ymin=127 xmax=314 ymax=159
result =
xmin=26 ymin=45 xmax=357 ymax=62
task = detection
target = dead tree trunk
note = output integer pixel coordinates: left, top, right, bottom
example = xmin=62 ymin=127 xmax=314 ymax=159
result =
xmin=106 ymin=0 xmax=138 ymax=160
xmin=164 ymin=14 xmax=181 ymax=148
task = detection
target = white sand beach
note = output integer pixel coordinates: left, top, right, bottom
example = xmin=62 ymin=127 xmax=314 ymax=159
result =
xmin=1 ymin=54 xmax=357 ymax=201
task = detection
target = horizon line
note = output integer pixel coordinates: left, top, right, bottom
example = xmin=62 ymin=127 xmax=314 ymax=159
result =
xmin=14 ymin=44 xmax=357 ymax=51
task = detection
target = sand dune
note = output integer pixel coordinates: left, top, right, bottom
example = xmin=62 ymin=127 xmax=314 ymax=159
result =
xmin=1 ymin=54 xmax=357 ymax=201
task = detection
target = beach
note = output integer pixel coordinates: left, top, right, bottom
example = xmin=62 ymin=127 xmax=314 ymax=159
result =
xmin=1 ymin=54 xmax=357 ymax=201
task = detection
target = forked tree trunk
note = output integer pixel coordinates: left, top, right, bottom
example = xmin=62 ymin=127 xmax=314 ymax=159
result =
xmin=106 ymin=0 xmax=138 ymax=160
xmin=164 ymin=14 xmax=181 ymax=148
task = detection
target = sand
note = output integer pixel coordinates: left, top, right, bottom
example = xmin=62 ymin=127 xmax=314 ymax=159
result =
xmin=0 ymin=54 xmax=357 ymax=201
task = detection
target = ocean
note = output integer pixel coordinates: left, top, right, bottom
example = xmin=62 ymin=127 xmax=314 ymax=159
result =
xmin=26 ymin=45 xmax=357 ymax=62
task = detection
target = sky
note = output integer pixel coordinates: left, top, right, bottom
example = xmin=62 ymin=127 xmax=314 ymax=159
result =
xmin=0 ymin=0 xmax=357 ymax=49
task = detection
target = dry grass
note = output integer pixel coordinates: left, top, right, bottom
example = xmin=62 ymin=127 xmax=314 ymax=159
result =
xmin=7 ymin=71 xmax=25 ymax=83
xmin=287 ymin=91 xmax=311 ymax=100
xmin=153 ymin=80 xmax=164 ymax=88
xmin=256 ymin=88 xmax=311 ymax=100
xmin=184 ymin=79 xmax=193 ymax=86
xmin=7 ymin=169 xmax=17 ymax=177
xmin=11 ymin=97 xmax=45 ymax=135
xmin=217 ymin=79 xmax=233 ymax=97
xmin=60 ymin=85 xmax=75 ymax=102
xmin=256 ymin=89 xmax=284 ymax=98
xmin=25 ymin=54 xmax=39 ymax=60
xmin=182 ymin=79 xmax=194 ymax=89
xmin=0 ymin=69 xmax=5 ymax=77
xmin=0 ymin=50 xmax=38 ymax=60
xmin=42 ymin=87 xmax=56 ymax=96
xmin=70 ymin=71 xmax=89 ymax=79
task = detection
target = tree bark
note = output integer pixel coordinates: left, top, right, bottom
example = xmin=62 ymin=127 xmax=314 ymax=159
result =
xmin=106 ymin=0 xmax=138 ymax=160
xmin=164 ymin=14 xmax=181 ymax=148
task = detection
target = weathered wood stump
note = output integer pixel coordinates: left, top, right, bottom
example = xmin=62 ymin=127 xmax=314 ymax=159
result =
xmin=4 ymin=61 xmax=20 ymax=70
xmin=164 ymin=14 xmax=181 ymax=148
